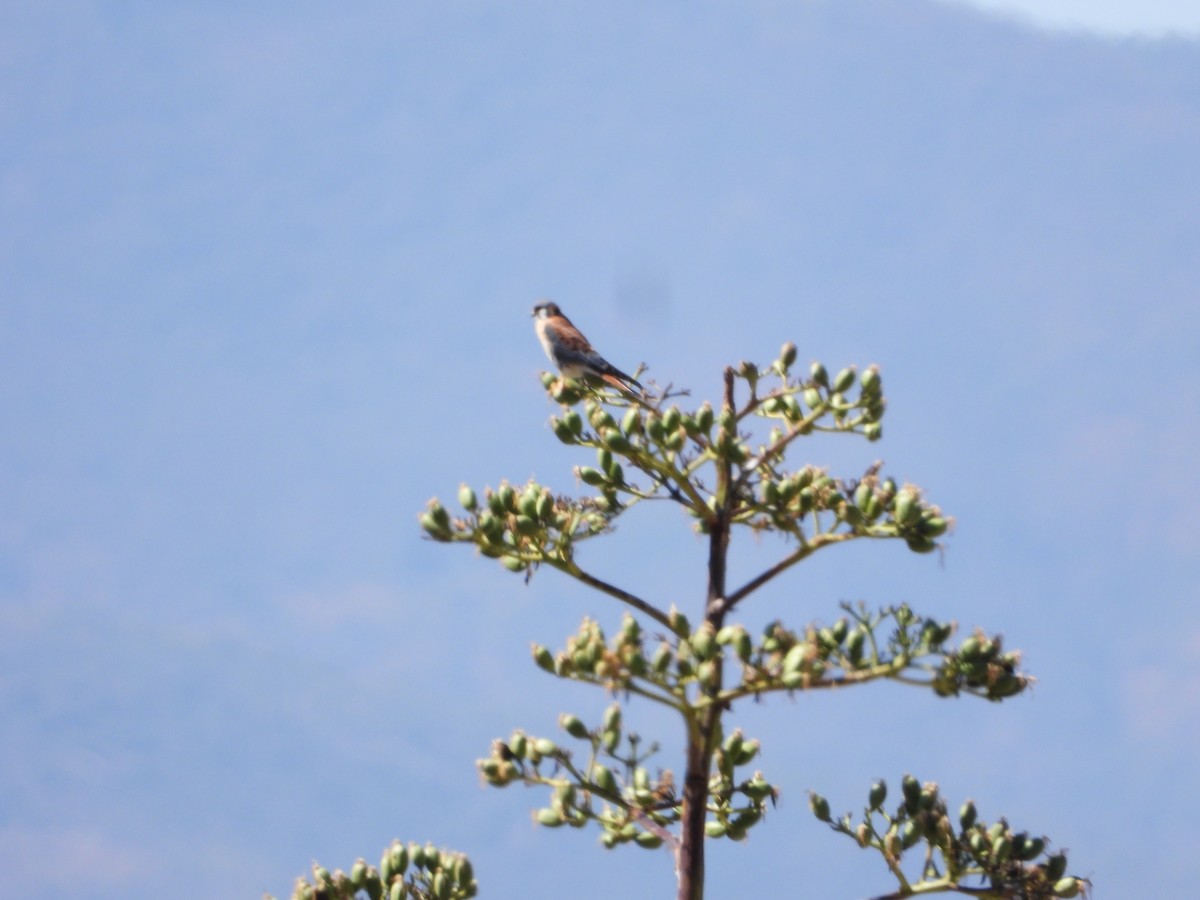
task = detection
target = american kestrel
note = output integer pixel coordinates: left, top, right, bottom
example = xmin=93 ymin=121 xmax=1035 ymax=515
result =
xmin=532 ymin=302 xmax=643 ymax=391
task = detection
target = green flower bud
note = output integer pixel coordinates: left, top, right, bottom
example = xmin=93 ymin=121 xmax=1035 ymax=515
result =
xmin=959 ymin=635 xmax=983 ymax=660
xmin=860 ymin=365 xmax=881 ymax=395
xmin=635 ymin=831 xmax=663 ymax=849
xmin=552 ymin=417 xmax=576 ymax=443
xmin=564 ymin=410 xmax=584 ymax=435
xmin=743 ymin=775 xmax=774 ymax=801
xmin=646 ymin=417 xmax=665 ymax=442
xmin=1013 ymin=833 xmax=1045 ymax=861
xmin=760 ymin=478 xmax=780 ymax=505
xmin=809 ymin=792 xmax=831 ymax=822
xmin=717 ymin=407 xmax=735 ymax=434
xmin=722 ymin=730 xmax=744 ymax=760
xmin=389 ymin=881 xmax=407 ymax=900
xmin=408 ymin=844 xmax=425 ymax=869
xmin=732 ymin=809 xmax=762 ymax=833
xmin=780 ymin=341 xmax=798 ymax=369
xmin=349 ymin=860 xmax=368 ymax=889
xmin=420 ymin=513 xmax=451 ymax=540
xmin=652 ymin=643 xmax=672 ymax=673
xmin=508 ymin=731 xmax=527 ymax=759
xmin=803 ymin=387 xmax=823 ymax=409
xmin=691 ymin=624 xmax=717 ymax=660
xmin=497 ymin=483 xmax=515 ymax=510
xmin=869 ymin=780 xmax=887 ymax=810
xmin=810 ymin=361 xmax=829 ymax=387
xmin=458 ymin=484 xmax=477 ymax=510
xmin=734 ymin=629 xmax=753 ymax=663
xmin=422 ymin=844 xmax=440 ymax=871
xmin=1045 ymin=852 xmax=1068 ymax=881
xmin=695 ymin=403 xmax=714 ymax=433
xmin=735 ymin=739 xmax=760 ymax=766
xmin=577 ymin=466 xmax=606 ymax=486
xmin=884 ymin=831 xmax=901 ymax=858
xmin=705 ymin=821 xmax=727 ymax=838
xmin=603 ymin=703 xmax=621 ymax=732
xmin=364 ymin=868 xmax=383 ymax=900
xmin=853 ymin=481 xmax=873 ymax=511
xmin=536 ymin=807 xmax=564 ymax=827
xmin=832 ymin=366 xmax=856 ymax=393
xmin=389 ymin=841 xmax=408 ymax=875
xmin=905 ymin=533 xmax=937 ymax=554
xmin=959 ymin=799 xmax=977 ymax=830
xmin=453 ymin=855 xmax=473 ymax=885
xmin=592 ymin=764 xmax=618 ymax=795
xmin=669 ymin=608 xmax=691 ymax=638
xmin=560 ymin=713 xmax=589 ymax=739
xmin=845 ymin=628 xmax=866 ymax=665
xmin=622 ymin=407 xmax=642 ymax=435
xmin=603 ymin=428 xmax=631 ymax=453
xmin=918 ymin=785 xmax=938 ymax=811
xmin=1053 ymin=877 xmax=1082 ymax=898
xmin=782 ymin=394 xmax=802 ymax=420
xmin=783 ymin=642 xmax=812 ymax=676
xmin=901 ymin=819 xmax=921 ymax=849
xmin=919 ymin=515 xmax=949 ymax=537
xmin=893 ymin=489 xmax=919 ymax=525
xmin=662 ymin=407 xmax=681 ymax=434
xmin=864 ymin=422 xmax=883 ymax=441
xmin=991 ymin=833 xmax=1012 ymax=862
xmin=534 ymin=737 xmax=558 ymax=757
xmin=902 ymin=774 xmax=921 ymax=811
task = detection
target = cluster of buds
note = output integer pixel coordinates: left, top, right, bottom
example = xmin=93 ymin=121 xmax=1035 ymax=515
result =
xmin=477 ymin=705 xmax=682 ymax=851
xmin=419 ymin=479 xmax=617 ymax=574
xmin=838 ymin=476 xmax=950 ymax=553
xmin=530 ymin=610 xmax=744 ymax=699
xmin=703 ymin=729 xmax=778 ymax=841
xmin=816 ymin=777 xmax=1088 ymax=899
xmin=750 ymin=464 xmax=844 ymax=529
xmin=527 ymin=605 xmax=1029 ymax=709
xmin=709 ymin=603 xmax=1030 ymax=703
xmin=742 ymin=463 xmax=950 ymax=555
xmin=724 ymin=605 xmax=934 ymax=693
xmin=932 ymin=629 xmax=1027 ymax=700
xmin=553 ymin=397 xmax=713 ymax=457
xmin=477 ymin=701 xmax=779 ymax=850
xmin=745 ymin=342 xmax=887 ymax=440
xmin=282 ymin=841 xmax=476 ymax=900
xmin=532 ymin=614 xmax=653 ymax=693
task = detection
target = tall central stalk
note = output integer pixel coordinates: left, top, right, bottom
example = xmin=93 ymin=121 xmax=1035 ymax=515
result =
xmin=677 ymin=369 xmax=736 ymax=900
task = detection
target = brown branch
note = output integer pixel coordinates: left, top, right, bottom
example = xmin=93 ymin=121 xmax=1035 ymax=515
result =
xmin=725 ymin=532 xmax=854 ymax=607
xmin=554 ymin=560 xmax=673 ymax=631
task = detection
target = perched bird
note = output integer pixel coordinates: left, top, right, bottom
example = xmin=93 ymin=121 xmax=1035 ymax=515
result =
xmin=531 ymin=301 xmax=643 ymax=391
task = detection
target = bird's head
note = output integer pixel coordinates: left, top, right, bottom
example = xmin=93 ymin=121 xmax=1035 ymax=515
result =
xmin=531 ymin=301 xmax=562 ymax=319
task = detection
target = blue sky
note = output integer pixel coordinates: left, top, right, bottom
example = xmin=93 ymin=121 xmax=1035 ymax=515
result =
xmin=954 ymin=0 xmax=1200 ymax=35
xmin=2 ymin=2 xmax=1198 ymax=898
